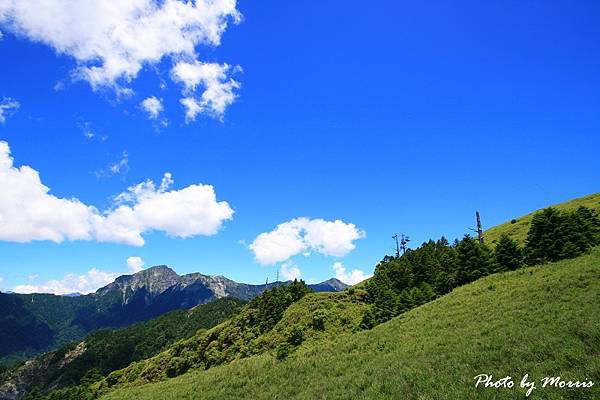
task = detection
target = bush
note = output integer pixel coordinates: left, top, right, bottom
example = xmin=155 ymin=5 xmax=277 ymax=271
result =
xmin=312 ymin=309 xmax=328 ymax=331
xmin=275 ymin=343 xmax=290 ymax=361
xmin=288 ymin=324 xmax=304 ymax=346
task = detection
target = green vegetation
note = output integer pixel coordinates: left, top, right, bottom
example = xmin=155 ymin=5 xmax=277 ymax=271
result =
xmin=524 ymin=206 xmax=600 ymax=264
xmin=484 ymin=192 xmax=600 ymax=245
xmin=11 ymin=298 xmax=243 ymax=400
xmin=17 ymin=195 xmax=600 ymax=400
xmin=362 ymin=205 xmax=600 ymax=328
xmin=101 ymin=248 xmax=600 ymax=400
xmin=47 ymin=298 xmax=244 ymax=387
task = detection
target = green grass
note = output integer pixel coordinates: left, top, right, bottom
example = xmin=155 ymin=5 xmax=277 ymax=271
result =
xmin=102 ymin=248 xmax=600 ymax=400
xmin=484 ymin=192 xmax=600 ymax=246
xmin=93 ymin=288 xmax=367 ymax=393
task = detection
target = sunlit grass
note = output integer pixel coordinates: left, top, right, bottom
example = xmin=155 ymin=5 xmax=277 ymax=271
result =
xmin=484 ymin=192 xmax=600 ymax=246
xmin=102 ymin=248 xmax=600 ymax=400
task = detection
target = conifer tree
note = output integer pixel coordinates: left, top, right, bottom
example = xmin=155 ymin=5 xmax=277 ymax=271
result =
xmin=455 ymin=236 xmax=495 ymax=284
xmin=494 ymin=234 xmax=524 ymax=271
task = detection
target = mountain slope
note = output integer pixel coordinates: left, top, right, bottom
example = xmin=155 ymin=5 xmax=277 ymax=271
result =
xmin=0 ymin=267 xmax=347 ymax=366
xmin=484 ymin=192 xmax=600 ymax=246
xmin=92 ymin=283 xmax=366 ymax=395
xmin=102 ymin=248 xmax=600 ymax=400
xmin=0 ymin=298 xmax=244 ymax=400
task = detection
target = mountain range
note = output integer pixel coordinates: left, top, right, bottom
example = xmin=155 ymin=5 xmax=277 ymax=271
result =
xmin=0 ymin=266 xmax=347 ymax=366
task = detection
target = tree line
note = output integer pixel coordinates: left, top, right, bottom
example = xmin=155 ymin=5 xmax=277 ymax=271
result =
xmin=362 ymin=206 xmax=600 ymax=328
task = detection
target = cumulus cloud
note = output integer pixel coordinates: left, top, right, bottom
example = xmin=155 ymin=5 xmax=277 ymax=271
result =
xmin=126 ymin=256 xmax=145 ymax=273
xmin=249 ymin=218 xmax=365 ymax=265
xmin=332 ymin=262 xmax=370 ymax=286
xmin=13 ymin=268 xmax=118 ymax=295
xmin=172 ymin=61 xmax=240 ymax=120
xmin=0 ymin=97 xmax=19 ymax=123
xmin=140 ymin=96 xmax=163 ymax=120
xmin=0 ymin=0 xmax=240 ymax=87
xmin=280 ymin=261 xmax=301 ymax=281
xmin=0 ymin=141 xmax=234 ymax=246
xmin=0 ymin=1 xmax=241 ymax=120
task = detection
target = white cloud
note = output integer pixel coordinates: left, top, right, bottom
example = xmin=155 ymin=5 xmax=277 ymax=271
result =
xmin=172 ymin=61 xmax=240 ymax=120
xmin=140 ymin=96 xmax=163 ymax=120
xmin=0 ymin=140 xmax=234 ymax=246
xmin=249 ymin=218 xmax=365 ymax=265
xmin=0 ymin=97 xmax=19 ymax=123
xmin=13 ymin=268 xmax=118 ymax=295
xmin=110 ymin=152 xmax=129 ymax=174
xmin=27 ymin=274 xmax=39 ymax=281
xmin=0 ymin=0 xmax=240 ymax=88
xmin=332 ymin=262 xmax=370 ymax=286
xmin=93 ymin=151 xmax=129 ymax=177
xmin=180 ymin=97 xmax=202 ymax=123
xmin=126 ymin=256 xmax=145 ymax=273
xmin=280 ymin=261 xmax=301 ymax=281
xmin=0 ymin=1 xmax=241 ymax=120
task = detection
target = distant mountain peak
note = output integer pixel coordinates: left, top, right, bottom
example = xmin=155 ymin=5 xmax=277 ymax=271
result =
xmin=309 ymin=278 xmax=349 ymax=292
xmin=97 ymin=265 xmax=180 ymax=298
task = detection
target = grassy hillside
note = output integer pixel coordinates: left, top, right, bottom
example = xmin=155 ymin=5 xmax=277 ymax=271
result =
xmin=93 ymin=287 xmax=367 ymax=394
xmin=484 ymin=192 xmax=600 ymax=246
xmin=102 ymin=248 xmax=600 ymax=400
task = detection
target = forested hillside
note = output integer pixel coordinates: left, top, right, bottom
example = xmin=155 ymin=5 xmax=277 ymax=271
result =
xmin=0 ymin=267 xmax=346 ymax=366
xmin=0 ymin=298 xmax=244 ymax=400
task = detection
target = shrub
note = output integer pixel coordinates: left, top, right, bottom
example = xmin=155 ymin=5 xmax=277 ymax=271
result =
xmin=312 ymin=309 xmax=328 ymax=331
xmin=275 ymin=343 xmax=290 ymax=361
xmin=288 ymin=324 xmax=304 ymax=346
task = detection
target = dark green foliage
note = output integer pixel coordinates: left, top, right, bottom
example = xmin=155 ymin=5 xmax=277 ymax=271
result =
xmin=275 ymin=343 xmax=290 ymax=361
xmin=55 ymin=297 xmax=243 ymax=386
xmin=494 ymin=234 xmax=524 ymax=271
xmin=288 ymin=324 xmax=304 ymax=346
xmin=525 ymin=206 xmax=600 ymax=264
xmin=363 ymin=207 xmax=600 ymax=331
xmin=363 ymin=237 xmax=462 ymax=328
xmin=17 ymin=298 xmax=244 ymax=399
xmin=311 ymin=309 xmax=327 ymax=331
xmin=0 ymin=294 xmax=55 ymax=366
xmin=246 ymin=280 xmax=312 ymax=334
xmin=96 ymin=281 xmax=313 ymax=390
xmin=455 ymin=236 xmax=496 ymax=284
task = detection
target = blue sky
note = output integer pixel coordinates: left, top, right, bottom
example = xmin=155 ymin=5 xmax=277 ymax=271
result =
xmin=0 ymin=0 xmax=599 ymax=294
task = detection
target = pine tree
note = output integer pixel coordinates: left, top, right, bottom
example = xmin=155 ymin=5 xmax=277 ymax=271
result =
xmin=456 ymin=236 xmax=495 ymax=285
xmin=494 ymin=234 xmax=524 ymax=271
xmin=525 ymin=208 xmax=565 ymax=264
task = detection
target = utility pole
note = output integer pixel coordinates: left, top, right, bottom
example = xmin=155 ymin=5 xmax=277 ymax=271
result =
xmin=276 ymin=269 xmax=279 ymax=283
xmin=392 ymin=234 xmax=400 ymax=258
xmin=476 ymin=211 xmax=484 ymax=244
